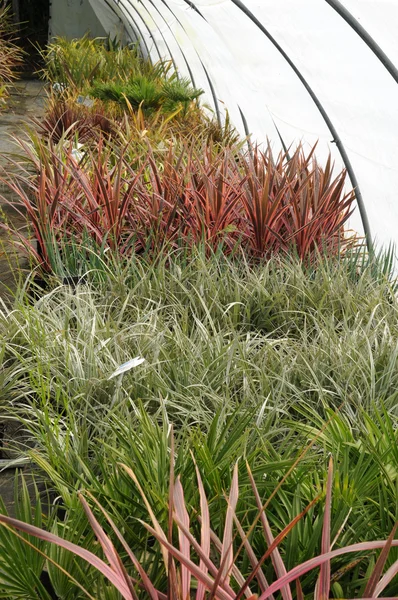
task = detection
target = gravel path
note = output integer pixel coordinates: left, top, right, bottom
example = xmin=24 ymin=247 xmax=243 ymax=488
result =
xmin=0 ymin=80 xmax=46 ymax=299
xmin=0 ymin=80 xmax=46 ymax=515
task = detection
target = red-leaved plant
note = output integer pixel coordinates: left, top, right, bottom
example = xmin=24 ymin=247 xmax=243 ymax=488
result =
xmin=0 ymin=457 xmax=396 ymax=599
xmin=240 ymin=145 xmax=355 ymax=259
xmin=0 ymin=136 xmax=357 ymax=273
xmin=33 ymin=96 xmax=116 ymax=144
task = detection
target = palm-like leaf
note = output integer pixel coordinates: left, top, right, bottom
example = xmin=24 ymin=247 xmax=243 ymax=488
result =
xmin=0 ymin=459 xmax=396 ymax=599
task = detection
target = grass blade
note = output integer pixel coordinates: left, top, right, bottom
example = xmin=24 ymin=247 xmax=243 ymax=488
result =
xmin=258 ymin=540 xmax=398 ymax=600
xmin=247 ymin=463 xmax=292 ymax=600
xmin=316 ymin=457 xmax=333 ymax=600
xmin=0 ymin=513 xmax=133 ymax=599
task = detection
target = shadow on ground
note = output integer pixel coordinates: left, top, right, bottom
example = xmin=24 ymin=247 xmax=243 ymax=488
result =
xmin=0 ymin=80 xmax=46 ymax=300
xmin=0 ymin=80 xmax=47 ymax=515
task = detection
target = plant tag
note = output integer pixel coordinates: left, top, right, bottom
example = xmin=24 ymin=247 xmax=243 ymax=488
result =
xmin=108 ymin=357 xmax=145 ymax=379
xmin=77 ymin=95 xmax=95 ymax=107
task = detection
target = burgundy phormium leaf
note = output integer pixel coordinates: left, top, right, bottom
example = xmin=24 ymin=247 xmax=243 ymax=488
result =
xmin=0 ymin=138 xmax=358 ymax=273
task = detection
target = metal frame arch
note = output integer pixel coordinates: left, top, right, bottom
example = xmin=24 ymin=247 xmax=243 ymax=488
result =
xmin=150 ymin=0 xmax=225 ymax=123
xmin=325 ymin=0 xmax=398 ymax=84
xmin=226 ymin=0 xmax=373 ymax=252
xmin=117 ymin=0 xmax=164 ymax=62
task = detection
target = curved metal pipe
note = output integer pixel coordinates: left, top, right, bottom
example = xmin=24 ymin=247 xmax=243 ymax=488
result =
xmin=146 ymin=0 xmax=197 ymax=84
xmin=238 ymin=106 xmax=250 ymax=140
xmin=106 ymin=1 xmax=154 ymax=59
xmin=325 ymin=0 xmax=398 ymax=84
xmin=229 ymin=0 xmax=373 ymax=252
xmin=120 ymin=0 xmax=164 ymax=62
xmin=155 ymin=0 xmax=223 ymax=123
xmin=180 ymin=0 xmax=205 ymax=19
xmin=238 ymin=106 xmax=254 ymax=156
xmin=202 ymin=62 xmax=222 ymax=126
xmin=131 ymin=0 xmax=179 ymax=73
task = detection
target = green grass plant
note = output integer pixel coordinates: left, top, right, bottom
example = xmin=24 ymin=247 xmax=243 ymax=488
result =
xmin=0 ymin=251 xmax=396 ymax=597
xmin=40 ymin=35 xmax=204 ymax=118
xmin=3 ymin=247 xmax=398 ymax=422
xmin=1 ymin=456 xmax=397 ymax=599
xmin=90 ymin=75 xmax=203 ymax=115
xmin=40 ymin=35 xmax=164 ymax=91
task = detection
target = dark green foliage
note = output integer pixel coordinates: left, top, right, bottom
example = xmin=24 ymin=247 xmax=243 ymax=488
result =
xmin=90 ymin=75 xmax=203 ymax=114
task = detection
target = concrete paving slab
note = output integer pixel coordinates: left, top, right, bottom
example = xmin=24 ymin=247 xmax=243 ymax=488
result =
xmin=0 ymin=80 xmax=46 ymax=300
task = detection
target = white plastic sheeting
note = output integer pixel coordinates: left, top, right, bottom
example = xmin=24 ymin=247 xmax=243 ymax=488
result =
xmin=51 ymin=0 xmax=398 ymax=249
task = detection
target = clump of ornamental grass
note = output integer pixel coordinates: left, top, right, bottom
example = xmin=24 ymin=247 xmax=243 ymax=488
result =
xmin=40 ymin=35 xmax=204 ymax=113
xmin=33 ymin=93 xmax=232 ymax=153
xmin=2 ymin=248 xmax=398 ymax=425
xmin=33 ymin=95 xmax=116 ymax=143
xmin=0 ymin=438 xmax=397 ymax=599
xmin=0 ymin=249 xmax=397 ymax=596
xmin=89 ymin=75 xmax=203 ymax=116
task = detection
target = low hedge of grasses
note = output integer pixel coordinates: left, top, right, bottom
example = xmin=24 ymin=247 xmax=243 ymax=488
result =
xmin=40 ymin=35 xmax=204 ymax=121
xmin=0 ymin=134 xmax=356 ymax=275
xmin=40 ymin=35 xmax=163 ymax=91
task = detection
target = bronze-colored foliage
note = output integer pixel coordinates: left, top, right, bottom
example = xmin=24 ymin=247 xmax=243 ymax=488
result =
xmin=0 ymin=136 xmax=357 ymax=272
xmin=34 ymin=96 xmax=116 ymax=144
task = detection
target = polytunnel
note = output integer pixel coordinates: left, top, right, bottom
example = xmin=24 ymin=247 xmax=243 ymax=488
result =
xmin=49 ymin=0 xmax=398 ymax=251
